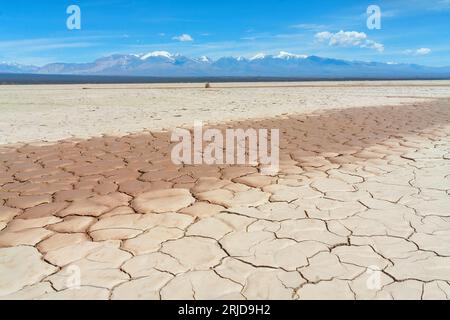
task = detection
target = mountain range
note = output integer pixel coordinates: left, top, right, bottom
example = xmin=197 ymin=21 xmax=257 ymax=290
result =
xmin=2 ymin=51 xmax=450 ymax=79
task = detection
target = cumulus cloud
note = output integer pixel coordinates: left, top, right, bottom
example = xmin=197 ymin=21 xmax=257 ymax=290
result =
xmin=315 ymin=30 xmax=384 ymax=52
xmin=172 ymin=34 xmax=194 ymax=42
xmin=404 ymin=48 xmax=431 ymax=55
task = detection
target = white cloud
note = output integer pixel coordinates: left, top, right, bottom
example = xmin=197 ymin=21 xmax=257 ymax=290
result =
xmin=417 ymin=47 xmax=431 ymax=55
xmin=291 ymin=23 xmax=326 ymax=31
xmin=172 ymin=34 xmax=194 ymax=42
xmin=315 ymin=30 xmax=384 ymax=52
xmin=404 ymin=48 xmax=432 ymax=55
xmin=417 ymin=0 xmax=450 ymax=11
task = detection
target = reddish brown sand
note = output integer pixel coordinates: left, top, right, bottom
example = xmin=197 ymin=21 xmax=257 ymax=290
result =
xmin=1 ymin=99 xmax=450 ymax=299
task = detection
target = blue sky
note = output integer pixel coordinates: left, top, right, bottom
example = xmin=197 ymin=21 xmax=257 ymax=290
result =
xmin=0 ymin=0 xmax=449 ymax=66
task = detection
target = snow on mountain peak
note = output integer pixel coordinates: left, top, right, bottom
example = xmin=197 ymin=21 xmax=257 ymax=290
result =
xmin=139 ymin=51 xmax=174 ymax=60
xmin=275 ymin=51 xmax=308 ymax=59
xmin=250 ymin=53 xmax=267 ymax=61
xmin=199 ymin=56 xmax=212 ymax=62
xmin=1 ymin=61 xmax=21 ymax=66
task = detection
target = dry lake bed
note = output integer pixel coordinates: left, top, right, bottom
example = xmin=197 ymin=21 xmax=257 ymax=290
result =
xmin=0 ymin=81 xmax=450 ymax=300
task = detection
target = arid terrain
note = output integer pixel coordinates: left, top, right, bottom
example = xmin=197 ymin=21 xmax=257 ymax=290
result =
xmin=1 ymin=81 xmax=450 ymax=145
xmin=0 ymin=81 xmax=450 ymax=300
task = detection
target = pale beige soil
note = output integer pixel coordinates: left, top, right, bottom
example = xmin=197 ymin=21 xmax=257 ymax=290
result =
xmin=0 ymin=81 xmax=450 ymax=300
xmin=1 ymin=80 xmax=450 ymax=145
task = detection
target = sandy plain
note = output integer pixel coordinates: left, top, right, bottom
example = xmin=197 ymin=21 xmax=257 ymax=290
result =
xmin=1 ymin=80 xmax=450 ymax=144
xmin=0 ymin=80 xmax=449 ymax=300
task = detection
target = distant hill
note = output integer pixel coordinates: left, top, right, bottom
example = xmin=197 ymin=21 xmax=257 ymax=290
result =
xmin=2 ymin=51 xmax=450 ymax=80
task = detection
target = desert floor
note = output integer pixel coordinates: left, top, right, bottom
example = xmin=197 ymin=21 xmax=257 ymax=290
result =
xmin=0 ymin=81 xmax=450 ymax=300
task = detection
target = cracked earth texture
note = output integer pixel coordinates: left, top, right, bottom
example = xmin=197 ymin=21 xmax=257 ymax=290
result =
xmin=0 ymin=99 xmax=450 ymax=300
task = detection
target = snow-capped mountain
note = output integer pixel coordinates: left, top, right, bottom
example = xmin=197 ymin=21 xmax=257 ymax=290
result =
xmin=250 ymin=53 xmax=267 ymax=61
xmin=137 ymin=51 xmax=175 ymax=61
xmin=275 ymin=51 xmax=309 ymax=60
xmin=2 ymin=51 xmax=450 ymax=79
xmin=0 ymin=62 xmax=39 ymax=74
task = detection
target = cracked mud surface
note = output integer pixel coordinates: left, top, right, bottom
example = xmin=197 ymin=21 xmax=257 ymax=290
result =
xmin=1 ymin=100 xmax=450 ymax=300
